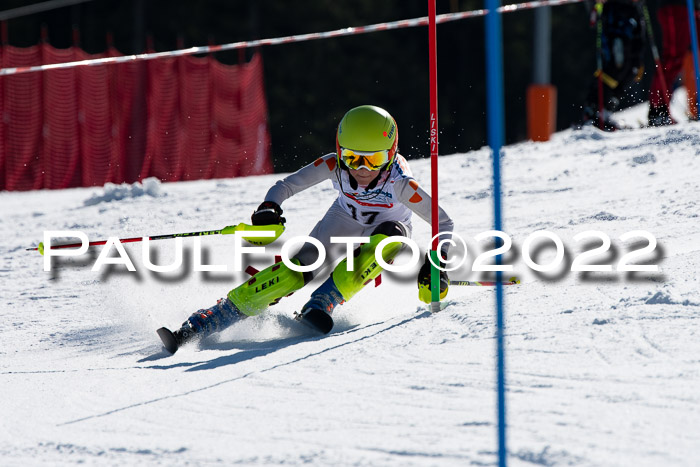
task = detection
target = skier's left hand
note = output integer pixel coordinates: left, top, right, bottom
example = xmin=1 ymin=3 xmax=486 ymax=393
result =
xmin=417 ymin=253 xmax=449 ymax=304
xmin=251 ymin=201 xmax=286 ymax=226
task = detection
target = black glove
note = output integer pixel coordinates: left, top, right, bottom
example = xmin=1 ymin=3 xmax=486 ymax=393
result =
xmin=251 ymin=201 xmax=286 ymax=226
xmin=417 ymin=253 xmax=449 ymax=303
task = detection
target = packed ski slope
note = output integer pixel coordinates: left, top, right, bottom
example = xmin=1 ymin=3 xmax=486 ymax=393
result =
xmin=2 ymin=116 xmax=699 ymax=466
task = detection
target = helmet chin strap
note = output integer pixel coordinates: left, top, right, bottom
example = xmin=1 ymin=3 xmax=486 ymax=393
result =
xmin=348 ymin=173 xmax=358 ymax=190
xmin=347 ymin=164 xmax=387 ymax=191
xmin=338 ymin=162 xmax=393 ymax=198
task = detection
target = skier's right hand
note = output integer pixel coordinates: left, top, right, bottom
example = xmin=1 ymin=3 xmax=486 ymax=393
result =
xmin=251 ymin=201 xmax=286 ymax=226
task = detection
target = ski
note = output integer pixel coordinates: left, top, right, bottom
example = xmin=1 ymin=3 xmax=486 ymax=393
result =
xmin=294 ymin=308 xmax=334 ymax=334
xmin=156 ymin=327 xmax=180 ymax=354
xmin=158 ymin=307 xmax=334 ymax=355
xmin=449 ymin=276 xmax=520 ymax=287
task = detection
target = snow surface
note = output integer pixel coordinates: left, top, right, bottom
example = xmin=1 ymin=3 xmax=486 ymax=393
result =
xmin=1 ymin=117 xmax=699 ymax=466
xmin=612 ymin=86 xmax=690 ymax=129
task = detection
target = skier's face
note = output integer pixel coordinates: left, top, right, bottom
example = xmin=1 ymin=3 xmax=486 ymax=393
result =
xmin=350 ymin=167 xmax=379 ymax=186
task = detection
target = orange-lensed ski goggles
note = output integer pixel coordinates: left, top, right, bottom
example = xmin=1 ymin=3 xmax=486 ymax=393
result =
xmin=339 ymin=148 xmax=391 ymax=171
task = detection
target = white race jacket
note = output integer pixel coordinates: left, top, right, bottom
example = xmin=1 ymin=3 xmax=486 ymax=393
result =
xmin=264 ymin=153 xmax=453 ymax=241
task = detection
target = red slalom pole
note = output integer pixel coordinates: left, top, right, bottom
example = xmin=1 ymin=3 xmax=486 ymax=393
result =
xmin=428 ymin=0 xmax=441 ymax=313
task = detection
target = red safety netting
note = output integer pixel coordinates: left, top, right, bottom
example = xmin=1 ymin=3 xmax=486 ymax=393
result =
xmin=0 ymin=44 xmax=272 ymax=191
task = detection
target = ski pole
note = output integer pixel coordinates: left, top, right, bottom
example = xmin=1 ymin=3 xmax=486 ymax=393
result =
xmin=595 ymin=0 xmax=605 ymax=130
xmin=642 ymin=2 xmax=672 ymax=113
xmin=449 ymin=277 xmax=520 ymax=287
xmin=26 ymin=223 xmax=285 ymax=256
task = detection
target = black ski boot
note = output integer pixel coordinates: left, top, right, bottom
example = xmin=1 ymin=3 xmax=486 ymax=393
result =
xmin=295 ymin=277 xmax=344 ymax=334
xmin=157 ymin=325 xmax=196 ymax=354
xmin=158 ymin=297 xmax=243 ymax=354
xmin=648 ymin=105 xmax=673 ymax=127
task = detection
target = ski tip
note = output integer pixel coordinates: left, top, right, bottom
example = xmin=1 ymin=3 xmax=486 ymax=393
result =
xmin=156 ymin=327 xmax=179 ymax=354
xmin=295 ymin=309 xmax=334 ymax=335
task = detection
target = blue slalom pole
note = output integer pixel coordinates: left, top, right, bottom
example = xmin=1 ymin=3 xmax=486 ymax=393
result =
xmin=485 ymin=0 xmax=507 ymax=465
xmin=688 ymin=0 xmax=700 ymax=119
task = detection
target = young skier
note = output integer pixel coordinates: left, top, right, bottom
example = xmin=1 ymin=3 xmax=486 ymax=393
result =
xmin=157 ymin=105 xmax=454 ymax=353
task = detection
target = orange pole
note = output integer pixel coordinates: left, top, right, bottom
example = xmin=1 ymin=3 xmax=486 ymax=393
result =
xmin=526 ymin=84 xmax=557 ymax=141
